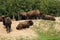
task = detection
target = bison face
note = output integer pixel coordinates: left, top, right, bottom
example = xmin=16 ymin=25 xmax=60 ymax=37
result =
xmin=16 ymin=26 xmax=20 ymax=30
xmin=28 ymin=20 xmax=33 ymax=26
xmin=2 ymin=15 xmax=8 ymax=20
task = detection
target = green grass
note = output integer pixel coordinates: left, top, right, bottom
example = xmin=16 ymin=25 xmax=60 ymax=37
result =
xmin=32 ymin=20 xmax=60 ymax=40
xmin=37 ymin=31 xmax=60 ymax=40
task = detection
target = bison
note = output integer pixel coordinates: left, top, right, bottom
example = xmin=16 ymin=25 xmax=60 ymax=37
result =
xmin=16 ymin=20 xmax=33 ymax=30
xmin=2 ymin=15 xmax=8 ymax=26
xmin=0 ymin=16 xmax=3 ymax=22
xmin=2 ymin=16 xmax=12 ymax=33
xmin=19 ymin=12 xmax=27 ymax=20
xmin=41 ymin=14 xmax=56 ymax=21
xmin=27 ymin=10 xmax=41 ymax=19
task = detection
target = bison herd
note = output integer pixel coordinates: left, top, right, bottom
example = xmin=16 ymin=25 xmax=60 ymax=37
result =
xmin=19 ymin=10 xmax=55 ymax=21
xmin=0 ymin=10 xmax=56 ymax=33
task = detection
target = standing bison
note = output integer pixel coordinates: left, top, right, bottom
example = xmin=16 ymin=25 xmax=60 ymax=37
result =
xmin=27 ymin=10 xmax=41 ymax=19
xmin=41 ymin=14 xmax=56 ymax=21
xmin=16 ymin=20 xmax=33 ymax=30
xmin=2 ymin=16 xmax=12 ymax=33
xmin=19 ymin=12 xmax=27 ymax=20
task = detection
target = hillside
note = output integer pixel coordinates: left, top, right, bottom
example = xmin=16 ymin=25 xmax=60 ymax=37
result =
xmin=0 ymin=17 xmax=60 ymax=40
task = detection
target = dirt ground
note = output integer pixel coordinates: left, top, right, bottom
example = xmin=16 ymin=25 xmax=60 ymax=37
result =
xmin=0 ymin=20 xmax=36 ymax=40
xmin=55 ymin=17 xmax=60 ymax=31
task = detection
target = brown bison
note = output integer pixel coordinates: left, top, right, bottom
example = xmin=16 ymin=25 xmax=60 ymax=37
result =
xmin=0 ymin=16 xmax=3 ymax=22
xmin=2 ymin=15 xmax=8 ymax=25
xmin=16 ymin=20 xmax=33 ymax=30
xmin=2 ymin=16 xmax=12 ymax=33
xmin=19 ymin=12 xmax=27 ymax=20
xmin=27 ymin=10 xmax=41 ymax=19
xmin=41 ymin=14 xmax=56 ymax=21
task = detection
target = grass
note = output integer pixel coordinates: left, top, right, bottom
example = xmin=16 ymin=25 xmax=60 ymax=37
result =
xmin=37 ymin=31 xmax=60 ymax=40
xmin=16 ymin=36 xmax=37 ymax=40
xmin=32 ymin=20 xmax=60 ymax=40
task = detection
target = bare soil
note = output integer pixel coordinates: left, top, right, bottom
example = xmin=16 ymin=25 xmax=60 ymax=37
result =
xmin=0 ymin=20 xmax=36 ymax=40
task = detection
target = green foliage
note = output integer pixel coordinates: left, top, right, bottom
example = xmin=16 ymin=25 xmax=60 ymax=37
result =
xmin=0 ymin=0 xmax=60 ymax=17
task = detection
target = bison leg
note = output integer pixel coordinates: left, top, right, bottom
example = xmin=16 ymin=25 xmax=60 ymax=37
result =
xmin=6 ymin=25 xmax=9 ymax=33
xmin=8 ymin=25 xmax=11 ymax=33
xmin=37 ymin=17 xmax=38 ymax=20
xmin=27 ymin=17 xmax=29 ymax=20
xmin=4 ymin=26 xmax=7 ymax=28
xmin=6 ymin=25 xmax=11 ymax=33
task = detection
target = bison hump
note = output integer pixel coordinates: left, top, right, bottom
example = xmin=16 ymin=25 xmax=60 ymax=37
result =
xmin=5 ymin=17 xmax=11 ymax=24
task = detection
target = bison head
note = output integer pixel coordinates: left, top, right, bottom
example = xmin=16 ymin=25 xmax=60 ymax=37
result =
xmin=28 ymin=20 xmax=33 ymax=26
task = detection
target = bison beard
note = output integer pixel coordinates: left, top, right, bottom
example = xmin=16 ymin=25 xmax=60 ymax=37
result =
xmin=2 ymin=16 xmax=12 ymax=33
xmin=16 ymin=20 xmax=33 ymax=30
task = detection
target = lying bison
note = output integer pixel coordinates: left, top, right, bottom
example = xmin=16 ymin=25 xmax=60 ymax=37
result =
xmin=2 ymin=16 xmax=12 ymax=33
xmin=27 ymin=10 xmax=41 ymax=19
xmin=19 ymin=12 xmax=27 ymax=20
xmin=16 ymin=20 xmax=33 ymax=30
xmin=41 ymin=14 xmax=56 ymax=21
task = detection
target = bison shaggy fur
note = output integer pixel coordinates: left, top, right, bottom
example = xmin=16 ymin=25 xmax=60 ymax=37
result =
xmin=19 ymin=12 xmax=27 ymax=20
xmin=27 ymin=10 xmax=40 ymax=19
xmin=16 ymin=20 xmax=33 ymax=30
xmin=0 ymin=16 xmax=3 ymax=22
